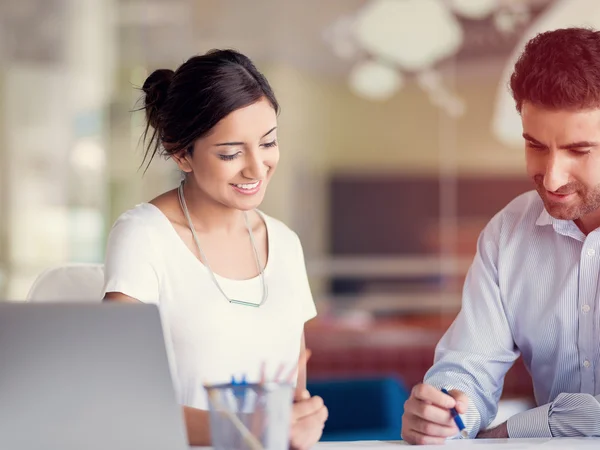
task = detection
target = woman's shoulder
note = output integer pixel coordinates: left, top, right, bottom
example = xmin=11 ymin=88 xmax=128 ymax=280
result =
xmin=105 ymin=203 xmax=176 ymax=266
xmin=109 ymin=203 xmax=171 ymax=240
xmin=112 ymin=202 xmax=165 ymax=225
xmin=257 ymin=211 xmax=302 ymax=249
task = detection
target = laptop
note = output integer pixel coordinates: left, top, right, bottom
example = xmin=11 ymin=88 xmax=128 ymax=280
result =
xmin=0 ymin=302 xmax=189 ymax=450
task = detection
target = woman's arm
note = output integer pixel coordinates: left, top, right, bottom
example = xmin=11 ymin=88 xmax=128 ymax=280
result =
xmin=295 ymin=332 xmax=309 ymax=395
xmin=289 ymin=330 xmax=328 ymax=449
xmin=103 ymin=292 xmax=139 ymax=303
xmin=182 ymin=407 xmax=211 ymax=446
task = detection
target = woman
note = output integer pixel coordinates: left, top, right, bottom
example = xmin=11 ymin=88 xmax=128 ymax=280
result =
xmin=103 ymin=49 xmax=327 ymax=449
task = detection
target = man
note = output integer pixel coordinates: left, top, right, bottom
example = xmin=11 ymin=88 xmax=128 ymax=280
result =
xmin=401 ymin=27 xmax=600 ymax=444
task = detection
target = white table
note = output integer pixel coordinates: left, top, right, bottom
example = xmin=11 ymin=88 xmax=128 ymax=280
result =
xmin=192 ymin=437 xmax=600 ymax=449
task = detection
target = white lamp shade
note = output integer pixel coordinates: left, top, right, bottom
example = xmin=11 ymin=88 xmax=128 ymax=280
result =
xmin=349 ymin=60 xmax=403 ymax=101
xmin=449 ymin=0 xmax=499 ymax=20
xmin=354 ymin=0 xmax=464 ymax=72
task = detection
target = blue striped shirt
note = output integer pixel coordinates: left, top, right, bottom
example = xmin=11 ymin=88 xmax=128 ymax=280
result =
xmin=424 ymin=190 xmax=600 ymax=439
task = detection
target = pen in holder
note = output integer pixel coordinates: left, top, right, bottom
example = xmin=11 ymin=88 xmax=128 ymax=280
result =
xmin=206 ymin=381 xmax=293 ymax=450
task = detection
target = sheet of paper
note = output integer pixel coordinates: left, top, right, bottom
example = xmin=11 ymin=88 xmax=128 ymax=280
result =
xmin=191 ymin=437 xmax=600 ymax=449
xmin=539 ymin=438 xmax=600 ymax=448
xmin=313 ymin=442 xmax=404 ymax=449
xmin=314 ymin=440 xmax=529 ymax=449
xmin=312 ymin=438 xmax=600 ymax=449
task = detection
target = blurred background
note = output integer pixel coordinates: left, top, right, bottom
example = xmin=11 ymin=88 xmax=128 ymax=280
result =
xmin=1 ymin=0 xmax=596 ymax=440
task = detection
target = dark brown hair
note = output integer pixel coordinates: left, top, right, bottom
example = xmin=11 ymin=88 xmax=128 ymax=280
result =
xmin=141 ymin=49 xmax=279 ymax=170
xmin=511 ymin=27 xmax=600 ymax=112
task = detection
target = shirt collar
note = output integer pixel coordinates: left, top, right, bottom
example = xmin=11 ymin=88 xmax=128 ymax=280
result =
xmin=535 ymin=207 xmax=585 ymax=241
xmin=535 ymin=208 xmax=553 ymax=227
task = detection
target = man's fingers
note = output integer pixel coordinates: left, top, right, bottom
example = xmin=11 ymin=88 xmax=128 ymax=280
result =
xmin=410 ymin=417 xmax=458 ymax=438
xmin=402 ymin=384 xmax=470 ymax=445
xmin=402 ymin=429 xmax=447 ymax=446
xmin=411 ymin=384 xmax=456 ymax=409
xmin=447 ymin=389 xmax=469 ymax=414
xmin=405 ymin=396 xmax=455 ymax=426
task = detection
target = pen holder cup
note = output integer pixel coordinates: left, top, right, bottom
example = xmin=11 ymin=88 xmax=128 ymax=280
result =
xmin=206 ymin=382 xmax=294 ymax=450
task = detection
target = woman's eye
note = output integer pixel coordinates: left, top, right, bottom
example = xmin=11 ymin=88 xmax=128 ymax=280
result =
xmin=262 ymin=140 xmax=278 ymax=148
xmin=218 ymin=153 xmax=240 ymax=161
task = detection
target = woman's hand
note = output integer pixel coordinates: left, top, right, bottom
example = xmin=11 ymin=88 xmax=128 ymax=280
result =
xmin=289 ymin=390 xmax=328 ymax=450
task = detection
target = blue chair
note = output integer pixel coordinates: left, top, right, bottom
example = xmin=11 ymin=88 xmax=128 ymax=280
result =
xmin=306 ymin=376 xmax=409 ymax=441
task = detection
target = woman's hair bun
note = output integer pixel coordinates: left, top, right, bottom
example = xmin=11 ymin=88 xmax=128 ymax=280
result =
xmin=142 ymin=69 xmax=175 ymax=130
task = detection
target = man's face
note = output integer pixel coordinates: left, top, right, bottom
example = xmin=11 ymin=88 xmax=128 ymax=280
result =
xmin=523 ymin=102 xmax=600 ymax=225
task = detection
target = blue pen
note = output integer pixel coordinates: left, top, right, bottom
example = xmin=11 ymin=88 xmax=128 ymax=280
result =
xmin=441 ymin=388 xmax=468 ymax=439
xmin=232 ymin=374 xmax=249 ymax=412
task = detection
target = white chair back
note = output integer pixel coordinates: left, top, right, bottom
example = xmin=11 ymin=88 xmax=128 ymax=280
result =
xmin=27 ymin=263 xmax=105 ymax=302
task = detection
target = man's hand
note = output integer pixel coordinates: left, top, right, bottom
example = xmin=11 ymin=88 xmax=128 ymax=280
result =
xmin=289 ymin=390 xmax=328 ymax=450
xmin=477 ymin=422 xmax=508 ymax=439
xmin=401 ymin=384 xmax=469 ymax=445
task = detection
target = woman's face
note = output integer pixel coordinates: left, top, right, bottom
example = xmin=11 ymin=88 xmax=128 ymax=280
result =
xmin=175 ymin=97 xmax=279 ymax=211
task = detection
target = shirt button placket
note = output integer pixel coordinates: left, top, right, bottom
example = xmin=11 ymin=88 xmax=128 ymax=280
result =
xmin=579 ymin=242 xmax=598 ymax=393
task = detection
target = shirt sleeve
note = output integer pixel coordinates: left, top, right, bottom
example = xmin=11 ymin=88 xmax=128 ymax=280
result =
xmin=508 ymin=393 xmax=600 ymax=438
xmin=102 ymin=213 xmax=160 ymax=304
xmin=423 ymin=214 xmax=520 ymax=438
xmin=293 ymin=232 xmax=317 ymax=323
